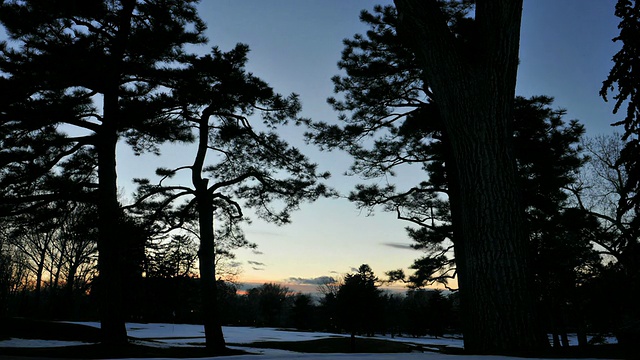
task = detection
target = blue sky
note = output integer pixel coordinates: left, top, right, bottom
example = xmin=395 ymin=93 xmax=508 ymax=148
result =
xmin=124 ymin=0 xmax=621 ymax=290
xmin=2 ymin=1 xmax=623 ymax=291
xmin=163 ymin=0 xmax=620 ymax=291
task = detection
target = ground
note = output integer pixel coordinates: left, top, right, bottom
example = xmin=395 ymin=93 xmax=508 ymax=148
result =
xmin=0 ymin=320 xmax=622 ymax=359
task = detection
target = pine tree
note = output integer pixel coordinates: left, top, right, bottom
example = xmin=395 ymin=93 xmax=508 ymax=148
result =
xmin=307 ymin=3 xmax=550 ymax=353
xmin=601 ymin=0 xmax=640 ymax=227
xmin=336 ymin=264 xmax=382 ymax=349
xmin=0 ymin=0 xmax=206 ymax=344
xmin=129 ymin=44 xmax=331 ymax=351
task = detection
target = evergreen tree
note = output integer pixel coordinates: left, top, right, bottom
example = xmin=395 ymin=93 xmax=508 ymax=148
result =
xmin=599 ymin=0 xmax=640 ymax=346
xmin=307 ymin=3 xmax=588 ymax=353
xmin=129 ymin=44 xmax=331 ymax=350
xmin=393 ymin=0 xmax=548 ymax=352
xmin=0 ymin=0 xmax=206 ymax=344
xmin=601 ymin=0 xmax=640 ymax=230
xmin=336 ymin=264 xmax=382 ymax=349
xmin=291 ymin=293 xmax=315 ymax=331
xmin=400 ymin=289 xmax=430 ymax=338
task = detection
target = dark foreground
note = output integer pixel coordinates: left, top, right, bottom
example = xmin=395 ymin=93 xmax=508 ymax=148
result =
xmin=0 ymin=318 xmax=630 ymax=359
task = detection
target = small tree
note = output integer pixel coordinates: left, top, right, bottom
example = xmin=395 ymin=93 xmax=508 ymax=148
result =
xmin=244 ymin=283 xmax=293 ymax=327
xmin=291 ymin=293 xmax=315 ymax=330
xmin=336 ymin=264 xmax=382 ymax=350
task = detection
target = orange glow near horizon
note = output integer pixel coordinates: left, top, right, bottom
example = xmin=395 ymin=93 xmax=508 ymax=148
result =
xmin=234 ymin=276 xmax=458 ymax=295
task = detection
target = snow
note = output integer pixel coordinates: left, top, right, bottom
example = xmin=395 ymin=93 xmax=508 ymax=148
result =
xmin=0 ymin=322 xmax=615 ymax=360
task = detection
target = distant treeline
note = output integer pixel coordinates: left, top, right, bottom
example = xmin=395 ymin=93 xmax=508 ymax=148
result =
xmin=0 ymin=267 xmax=617 ymax=344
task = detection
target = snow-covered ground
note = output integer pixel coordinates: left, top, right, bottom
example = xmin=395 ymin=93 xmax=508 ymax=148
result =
xmin=0 ymin=322 xmax=616 ymax=360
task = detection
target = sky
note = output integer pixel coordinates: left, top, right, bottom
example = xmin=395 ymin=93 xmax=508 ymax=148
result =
xmin=112 ymin=0 xmax=623 ymax=293
xmin=1 ymin=1 xmax=623 ymax=293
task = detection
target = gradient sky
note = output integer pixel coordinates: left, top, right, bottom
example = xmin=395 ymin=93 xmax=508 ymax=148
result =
xmin=120 ymin=0 xmax=622 ymax=292
xmin=3 ymin=1 xmax=623 ymax=292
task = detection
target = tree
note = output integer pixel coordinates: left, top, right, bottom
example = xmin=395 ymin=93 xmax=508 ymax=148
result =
xmin=568 ymin=134 xmax=640 ymax=346
xmin=5 ymin=205 xmax=59 ymax=312
xmin=291 ymin=293 xmax=315 ymax=330
xmin=3 ymin=200 xmax=99 ymax=318
xmin=144 ymin=234 xmax=199 ymax=279
xmin=130 ymin=44 xmax=330 ymax=351
xmin=336 ymin=264 xmax=382 ymax=350
xmin=530 ymin=208 xmax=603 ymax=347
xmin=0 ymin=0 xmax=207 ymax=344
xmin=392 ymin=1 xmax=548 ymax=352
xmin=601 ymin=0 xmax=640 ymax=231
xmin=400 ymin=289 xmax=431 ymax=338
xmin=383 ymin=96 xmax=588 ymax=292
xmin=599 ymin=1 xmax=640 ymax=344
xmin=307 ymin=3 xmax=551 ymax=352
xmin=244 ymin=283 xmax=293 ymax=327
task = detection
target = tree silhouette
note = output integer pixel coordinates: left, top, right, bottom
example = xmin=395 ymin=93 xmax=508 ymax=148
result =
xmin=599 ymin=0 xmax=640 ymax=345
xmin=307 ymin=3 xmax=558 ymax=352
xmin=336 ymin=264 xmax=381 ymax=350
xmin=0 ymin=0 xmax=207 ymax=344
xmin=393 ymin=1 xmax=547 ymax=352
xmin=601 ymin=0 xmax=640 ymax=230
xmin=567 ymin=134 xmax=640 ymax=346
xmin=130 ymin=44 xmax=331 ymax=351
xmin=245 ymin=283 xmax=293 ymax=327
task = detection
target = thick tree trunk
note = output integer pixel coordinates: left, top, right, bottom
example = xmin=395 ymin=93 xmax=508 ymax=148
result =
xmin=441 ymin=132 xmax=470 ymax=340
xmin=94 ymin=1 xmax=135 ymax=345
xmin=447 ymin=104 xmax=543 ymax=354
xmin=96 ymin=116 xmax=127 ymax=345
xmin=395 ymin=0 xmax=548 ymax=354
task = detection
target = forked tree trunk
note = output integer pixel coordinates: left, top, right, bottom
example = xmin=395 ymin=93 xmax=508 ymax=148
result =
xmin=395 ymin=0 xmax=548 ymax=354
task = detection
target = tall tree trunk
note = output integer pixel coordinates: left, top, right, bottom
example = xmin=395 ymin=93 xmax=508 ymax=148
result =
xmin=193 ymin=113 xmax=226 ymax=352
xmin=440 ymin=131 xmax=469 ymax=341
xmin=94 ymin=0 xmax=135 ymax=345
xmin=96 ymin=110 xmax=127 ymax=345
xmin=395 ymin=0 xmax=547 ymax=354
xmin=448 ymin=105 xmax=542 ymax=353
xmin=196 ymin=193 xmax=226 ymax=352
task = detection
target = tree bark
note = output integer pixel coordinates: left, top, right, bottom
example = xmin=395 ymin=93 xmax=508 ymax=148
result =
xmin=196 ymin=193 xmax=226 ymax=353
xmin=96 ymin=94 xmax=127 ymax=345
xmin=94 ymin=0 xmax=136 ymax=345
xmin=193 ymin=114 xmax=226 ymax=353
xmin=441 ymin=133 xmax=470 ymax=343
xmin=395 ymin=0 xmax=547 ymax=354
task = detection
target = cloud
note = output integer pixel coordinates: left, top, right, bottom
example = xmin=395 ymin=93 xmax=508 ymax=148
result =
xmin=252 ymin=250 xmax=264 ymax=255
xmin=252 ymin=267 xmax=265 ymax=271
xmin=329 ymin=271 xmax=339 ymax=274
xmin=286 ymin=276 xmax=336 ymax=285
xmin=247 ymin=260 xmax=266 ymax=266
xmin=382 ymin=242 xmax=414 ymax=250
xmin=228 ymin=261 xmax=242 ymax=268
